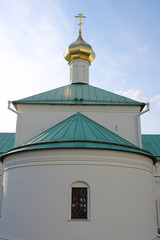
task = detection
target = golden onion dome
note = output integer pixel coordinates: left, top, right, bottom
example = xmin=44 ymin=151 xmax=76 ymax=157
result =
xmin=64 ymin=32 xmax=96 ymax=63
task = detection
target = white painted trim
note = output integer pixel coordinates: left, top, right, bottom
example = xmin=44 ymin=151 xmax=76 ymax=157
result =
xmin=16 ymin=104 xmax=141 ymax=113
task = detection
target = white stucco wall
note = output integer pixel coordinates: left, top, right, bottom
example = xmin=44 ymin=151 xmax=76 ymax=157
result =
xmin=69 ymin=59 xmax=90 ymax=84
xmin=0 ymin=149 xmax=156 ymax=240
xmin=14 ymin=104 xmax=142 ymax=147
xmin=0 ymin=163 xmax=3 ymax=217
xmin=0 ymin=163 xmax=2 ymax=177
xmin=154 ymin=165 xmax=160 ymax=234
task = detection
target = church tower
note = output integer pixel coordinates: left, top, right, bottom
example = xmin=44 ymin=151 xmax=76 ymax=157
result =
xmin=0 ymin=14 xmax=157 ymax=240
xmin=64 ymin=13 xmax=95 ymax=84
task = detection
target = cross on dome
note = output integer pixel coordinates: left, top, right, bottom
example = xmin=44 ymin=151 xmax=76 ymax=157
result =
xmin=64 ymin=13 xmax=96 ymax=69
xmin=75 ymin=13 xmax=86 ymax=33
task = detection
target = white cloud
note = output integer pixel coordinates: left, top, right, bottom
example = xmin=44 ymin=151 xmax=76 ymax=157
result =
xmin=151 ymin=95 xmax=160 ymax=109
xmin=115 ymin=89 xmax=147 ymax=102
xmin=141 ymin=95 xmax=160 ymax=134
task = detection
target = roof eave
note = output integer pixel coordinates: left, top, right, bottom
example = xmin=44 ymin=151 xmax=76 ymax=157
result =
xmin=2 ymin=140 xmax=156 ymax=164
xmin=12 ymin=101 xmax=145 ymax=108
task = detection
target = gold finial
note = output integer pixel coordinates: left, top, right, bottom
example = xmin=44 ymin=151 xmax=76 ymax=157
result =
xmin=75 ymin=13 xmax=86 ymax=34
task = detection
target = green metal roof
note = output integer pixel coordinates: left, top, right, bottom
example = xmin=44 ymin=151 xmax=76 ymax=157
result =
xmin=142 ymin=135 xmax=160 ymax=161
xmin=13 ymin=83 xmax=145 ymax=109
xmin=0 ymin=133 xmax=15 ymax=157
xmin=4 ymin=113 xmax=154 ymax=161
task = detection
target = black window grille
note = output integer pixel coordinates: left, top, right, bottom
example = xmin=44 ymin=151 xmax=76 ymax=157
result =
xmin=71 ymin=187 xmax=87 ymax=219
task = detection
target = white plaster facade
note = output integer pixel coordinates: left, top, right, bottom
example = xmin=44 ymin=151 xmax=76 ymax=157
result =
xmin=14 ymin=104 xmax=142 ymax=147
xmin=154 ymin=166 xmax=160 ymax=235
xmin=69 ymin=59 xmax=90 ymax=84
xmin=0 ymin=149 xmax=157 ymax=240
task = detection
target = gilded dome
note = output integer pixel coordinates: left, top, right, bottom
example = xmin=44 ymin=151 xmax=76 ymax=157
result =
xmin=64 ymin=32 xmax=95 ymax=63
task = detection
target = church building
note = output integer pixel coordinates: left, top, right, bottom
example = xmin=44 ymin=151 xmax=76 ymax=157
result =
xmin=0 ymin=13 xmax=160 ymax=240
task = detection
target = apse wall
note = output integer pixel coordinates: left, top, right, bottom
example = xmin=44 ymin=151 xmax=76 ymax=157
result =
xmin=0 ymin=149 xmax=156 ymax=240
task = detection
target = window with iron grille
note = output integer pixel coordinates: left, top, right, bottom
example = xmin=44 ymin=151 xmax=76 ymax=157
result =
xmin=71 ymin=187 xmax=87 ymax=219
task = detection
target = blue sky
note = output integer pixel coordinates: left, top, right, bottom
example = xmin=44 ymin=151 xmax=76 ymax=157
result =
xmin=0 ymin=0 xmax=160 ymax=133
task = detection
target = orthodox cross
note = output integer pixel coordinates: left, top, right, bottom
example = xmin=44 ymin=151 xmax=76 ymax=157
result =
xmin=75 ymin=13 xmax=86 ymax=33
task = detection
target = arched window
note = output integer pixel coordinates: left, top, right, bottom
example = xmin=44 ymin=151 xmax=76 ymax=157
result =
xmin=70 ymin=181 xmax=89 ymax=220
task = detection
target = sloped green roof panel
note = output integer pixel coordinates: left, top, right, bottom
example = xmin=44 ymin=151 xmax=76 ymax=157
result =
xmin=142 ymin=135 xmax=160 ymax=160
xmin=0 ymin=133 xmax=15 ymax=157
xmin=13 ymin=83 xmax=145 ymax=109
xmin=3 ymin=113 xmax=154 ymax=162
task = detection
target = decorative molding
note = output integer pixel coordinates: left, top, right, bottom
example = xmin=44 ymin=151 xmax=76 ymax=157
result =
xmin=3 ymin=149 xmax=153 ymax=173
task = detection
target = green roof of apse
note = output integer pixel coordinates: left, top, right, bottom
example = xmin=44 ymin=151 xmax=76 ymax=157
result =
xmin=142 ymin=135 xmax=160 ymax=161
xmin=13 ymin=83 xmax=145 ymax=109
xmin=0 ymin=133 xmax=15 ymax=157
xmin=4 ymin=113 xmax=154 ymax=161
